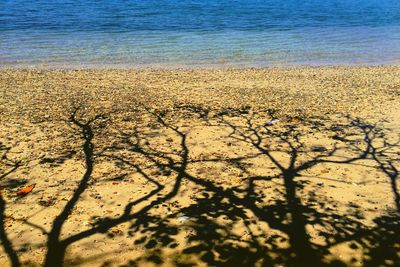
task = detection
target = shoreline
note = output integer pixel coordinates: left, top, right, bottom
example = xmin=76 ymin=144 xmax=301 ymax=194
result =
xmin=1 ymin=62 xmax=400 ymax=71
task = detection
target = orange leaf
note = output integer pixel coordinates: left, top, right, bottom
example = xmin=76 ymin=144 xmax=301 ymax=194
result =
xmin=16 ymin=184 xmax=35 ymax=197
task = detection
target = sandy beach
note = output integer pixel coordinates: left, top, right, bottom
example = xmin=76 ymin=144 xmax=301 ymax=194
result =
xmin=0 ymin=67 xmax=399 ymax=266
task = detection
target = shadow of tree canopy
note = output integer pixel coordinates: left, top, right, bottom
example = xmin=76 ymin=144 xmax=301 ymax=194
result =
xmin=0 ymin=105 xmax=399 ymax=266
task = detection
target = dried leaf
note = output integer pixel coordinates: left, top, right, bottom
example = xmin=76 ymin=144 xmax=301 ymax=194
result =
xmin=16 ymin=184 xmax=35 ymax=197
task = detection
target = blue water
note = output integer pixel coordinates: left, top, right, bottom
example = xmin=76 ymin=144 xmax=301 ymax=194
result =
xmin=1 ymin=0 xmax=400 ymax=68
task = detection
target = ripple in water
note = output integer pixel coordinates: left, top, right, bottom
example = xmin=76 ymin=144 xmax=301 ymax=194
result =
xmin=1 ymin=0 xmax=400 ymax=68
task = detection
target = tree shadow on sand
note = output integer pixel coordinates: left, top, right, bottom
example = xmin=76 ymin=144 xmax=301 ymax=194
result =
xmin=0 ymin=106 xmax=399 ymax=266
xmin=119 ymin=107 xmax=400 ymax=267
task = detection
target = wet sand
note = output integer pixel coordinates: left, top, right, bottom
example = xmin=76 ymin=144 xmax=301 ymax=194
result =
xmin=0 ymin=67 xmax=399 ymax=266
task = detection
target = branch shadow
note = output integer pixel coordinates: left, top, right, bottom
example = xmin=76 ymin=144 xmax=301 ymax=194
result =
xmin=0 ymin=144 xmax=22 ymax=267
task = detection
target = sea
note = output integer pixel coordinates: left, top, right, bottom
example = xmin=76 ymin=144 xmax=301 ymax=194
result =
xmin=1 ymin=0 xmax=400 ymax=68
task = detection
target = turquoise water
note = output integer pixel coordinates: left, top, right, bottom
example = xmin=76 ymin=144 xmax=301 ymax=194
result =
xmin=1 ymin=0 xmax=400 ymax=68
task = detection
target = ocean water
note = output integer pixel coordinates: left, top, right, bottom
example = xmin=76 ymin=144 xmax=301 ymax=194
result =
xmin=1 ymin=0 xmax=400 ymax=68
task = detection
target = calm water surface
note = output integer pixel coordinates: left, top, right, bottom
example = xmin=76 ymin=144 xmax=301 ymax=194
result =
xmin=1 ymin=0 xmax=400 ymax=68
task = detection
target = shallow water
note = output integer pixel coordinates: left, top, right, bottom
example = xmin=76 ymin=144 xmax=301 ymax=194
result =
xmin=1 ymin=0 xmax=400 ymax=68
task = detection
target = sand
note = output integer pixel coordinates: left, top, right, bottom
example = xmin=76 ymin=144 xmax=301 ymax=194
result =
xmin=0 ymin=67 xmax=399 ymax=266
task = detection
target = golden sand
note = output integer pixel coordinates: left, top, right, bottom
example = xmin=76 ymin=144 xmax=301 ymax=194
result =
xmin=0 ymin=67 xmax=399 ymax=266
